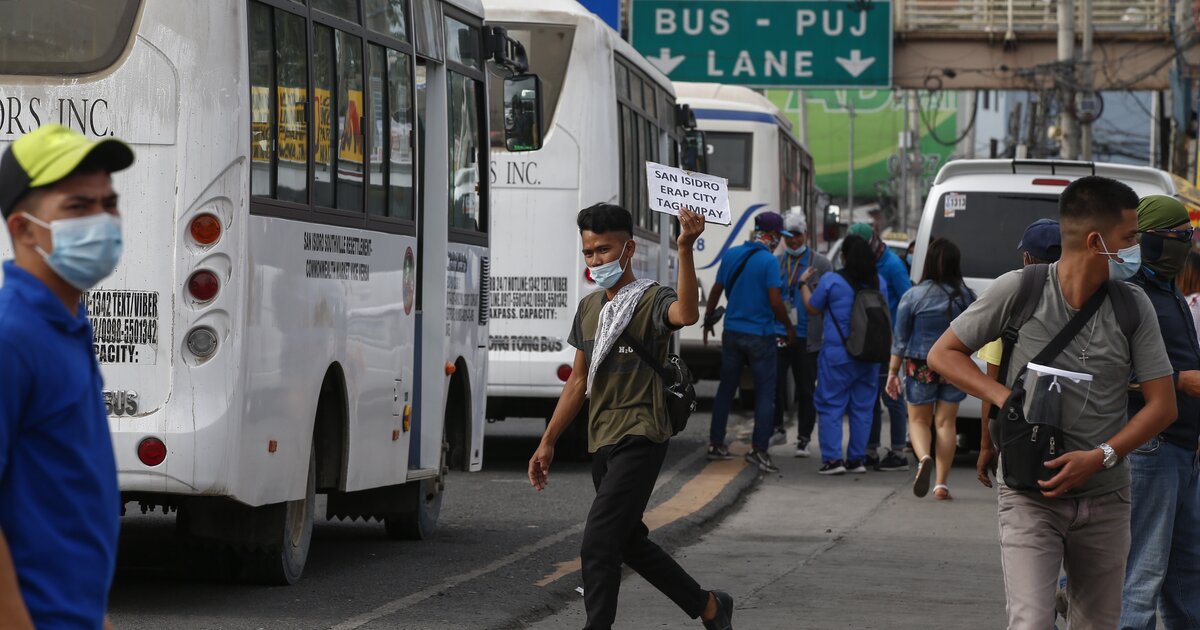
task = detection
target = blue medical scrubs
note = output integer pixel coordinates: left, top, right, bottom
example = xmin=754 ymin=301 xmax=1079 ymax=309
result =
xmin=808 ymin=272 xmax=888 ymax=464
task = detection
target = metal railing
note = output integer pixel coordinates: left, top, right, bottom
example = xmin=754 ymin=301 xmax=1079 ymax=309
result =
xmin=895 ymin=0 xmax=1172 ymax=33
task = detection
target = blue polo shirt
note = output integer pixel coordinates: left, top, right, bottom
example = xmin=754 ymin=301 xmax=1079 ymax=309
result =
xmin=0 ymin=261 xmax=119 ymax=629
xmin=877 ymin=249 xmax=912 ymax=319
xmin=717 ymin=241 xmax=783 ymax=336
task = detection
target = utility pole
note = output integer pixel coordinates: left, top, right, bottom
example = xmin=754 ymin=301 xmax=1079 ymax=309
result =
xmin=1057 ymin=0 xmax=1079 ymax=160
xmin=907 ymin=91 xmax=921 ymax=229
xmin=1079 ymin=0 xmax=1094 ymax=160
xmin=847 ymin=98 xmax=855 ymax=220
xmin=797 ymin=90 xmax=808 ymax=147
xmin=898 ymin=91 xmax=909 ymax=233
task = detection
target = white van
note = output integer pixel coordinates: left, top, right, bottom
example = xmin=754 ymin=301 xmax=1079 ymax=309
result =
xmin=911 ymin=159 xmax=1176 ymax=447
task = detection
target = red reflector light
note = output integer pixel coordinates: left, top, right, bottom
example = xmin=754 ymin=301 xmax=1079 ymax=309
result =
xmin=137 ymin=438 xmax=167 ymax=467
xmin=1032 ymin=178 xmax=1071 ymax=187
xmin=557 ymin=364 xmax=572 ymax=382
xmin=188 ymin=270 xmax=219 ymax=302
xmin=189 ymin=213 xmax=222 ymax=245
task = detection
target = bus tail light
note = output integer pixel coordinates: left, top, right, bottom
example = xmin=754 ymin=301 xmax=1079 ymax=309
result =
xmin=583 ymin=268 xmax=595 ymax=285
xmin=188 ymin=270 xmax=219 ymax=302
xmin=186 ymin=327 xmax=218 ymax=358
xmin=557 ymin=364 xmax=572 ymax=382
xmin=189 ymin=213 xmax=222 ymax=245
xmin=137 ymin=437 xmax=167 ymax=467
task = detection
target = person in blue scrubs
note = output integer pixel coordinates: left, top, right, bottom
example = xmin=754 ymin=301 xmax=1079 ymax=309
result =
xmin=0 ymin=125 xmax=133 ymax=629
xmin=800 ymin=235 xmax=888 ymax=475
xmin=847 ymin=223 xmax=912 ymax=470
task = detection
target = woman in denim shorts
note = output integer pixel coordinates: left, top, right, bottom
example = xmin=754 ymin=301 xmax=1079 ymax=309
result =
xmin=885 ymin=238 xmax=975 ymax=500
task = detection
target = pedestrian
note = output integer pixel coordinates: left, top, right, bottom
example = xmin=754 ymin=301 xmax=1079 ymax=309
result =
xmin=528 ymin=204 xmax=735 ymax=630
xmin=771 ymin=210 xmax=831 ymax=458
xmin=0 ymin=124 xmax=133 ymax=629
xmin=976 ymin=218 xmax=1062 ymax=487
xmin=928 ymin=175 xmax=1177 ymax=629
xmin=885 ymin=238 xmax=976 ymax=499
xmin=1176 ymin=250 xmax=1200 ymax=344
xmin=904 ymin=240 xmax=915 ymax=272
xmin=703 ymin=211 xmax=797 ymax=473
xmin=847 ymin=222 xmax=912 ymax=470
xmin=1119 ymin=195 xmax=1200 ymax=630
xmin=799 ymin=235 xmax=889 ymax=475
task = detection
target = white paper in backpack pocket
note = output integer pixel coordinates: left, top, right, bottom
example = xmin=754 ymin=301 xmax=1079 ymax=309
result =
xmin=645 ymin=162 xmax=731 ymax=225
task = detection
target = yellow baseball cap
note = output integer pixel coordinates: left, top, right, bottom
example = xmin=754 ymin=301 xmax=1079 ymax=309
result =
xmin=0 ymin=124 xmax=134 ymax=217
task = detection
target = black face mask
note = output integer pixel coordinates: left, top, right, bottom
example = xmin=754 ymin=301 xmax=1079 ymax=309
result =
xmin=1141 ymin=233 xmax=1191 ymax=279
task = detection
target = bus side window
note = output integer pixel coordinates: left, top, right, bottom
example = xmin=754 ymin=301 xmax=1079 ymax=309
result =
xmin=335 ymin=31 xmax=365 ymax=212
xmin=314 ymin=25 xmax=336 ymax=208
xmin=249 ymin=3 xmax=274 ymax=198
xmin=275 ymin=10 xmax=308 ymax=204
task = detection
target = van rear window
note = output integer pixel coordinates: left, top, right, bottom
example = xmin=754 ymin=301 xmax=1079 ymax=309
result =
xmin=930 ymin=192 xmax=1060 ymax=279
xmin=0 ymin=1 xmax=141 ymax=75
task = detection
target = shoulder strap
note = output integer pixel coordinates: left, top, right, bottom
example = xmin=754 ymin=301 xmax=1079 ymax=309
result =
xmin=725 ymin=248 xmax=760 ymax=296
xmin=1107 ymin=280 xmax=1139 ymax=345
xmin=619 ymin=330 xmax=673 ymax=381
xmin=1029 ymin=283 xmax=1109 ymax=366
xmin=996 ymin=264 xmax=1049 ymax=386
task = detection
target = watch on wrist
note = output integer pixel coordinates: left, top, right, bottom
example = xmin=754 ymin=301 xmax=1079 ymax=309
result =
xmin=1097 ymin=443 xmax=1118 ymax=469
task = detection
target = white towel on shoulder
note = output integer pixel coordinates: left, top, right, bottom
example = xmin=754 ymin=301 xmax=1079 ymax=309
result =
xmin=587 ymin=279 xmax=657 ymax=395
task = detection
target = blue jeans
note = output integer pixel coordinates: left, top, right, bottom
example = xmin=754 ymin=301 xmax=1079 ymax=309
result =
xmin=710 ymin=330 xmax=777 ymax=452
xmin=869 ymin=368 xmax=908 ymax=451
xmin=1120 ymin=437 xmax=1200 ymax=630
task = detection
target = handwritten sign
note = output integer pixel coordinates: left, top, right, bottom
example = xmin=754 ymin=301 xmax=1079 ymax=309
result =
xmin=645 ymin=161 xmax=731 ymax=225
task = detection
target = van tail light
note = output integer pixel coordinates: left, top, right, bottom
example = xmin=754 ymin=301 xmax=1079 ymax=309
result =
xmin=188 ymin=270 xmax=219 ymax=302
xmin=189 ymin=213 xmax=222 ymax=245
xmin=1032 ymin=178 xmax=1071 ymax=187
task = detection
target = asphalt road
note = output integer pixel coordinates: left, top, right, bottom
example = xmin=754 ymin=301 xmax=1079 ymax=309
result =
xmin=107 ymin=406 xmax=754 ymax=630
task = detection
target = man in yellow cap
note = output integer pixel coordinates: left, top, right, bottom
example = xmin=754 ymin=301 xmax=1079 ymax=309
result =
xmin=0 ymin=124 xmax=133 ymax=629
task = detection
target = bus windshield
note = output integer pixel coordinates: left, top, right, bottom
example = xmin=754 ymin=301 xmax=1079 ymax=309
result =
xmin=0 ymin=0 xmax=141 ymax=75
xmin=929 ymin=192 xmax=1060 ymax=279
xmin=487 ymin=23 xmax=574 ymax=148
xmin=705 ymin=131 xmax=752 ymax=189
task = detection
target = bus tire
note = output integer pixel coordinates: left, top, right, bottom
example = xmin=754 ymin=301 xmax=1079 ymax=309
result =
xmin=383 ymin=440 xmax=446 ymax=540
xmin=241 ymin=448 xmax=316 ymax=585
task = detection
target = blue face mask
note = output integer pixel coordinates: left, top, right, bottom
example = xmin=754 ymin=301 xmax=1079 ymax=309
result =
xmin=590 ymin=241 xmax=631 ymax=289
xmin=906 ymin=254 xmax=913 ymax=266
xmin=1097 ymin=235 xmax=1141 ymax=281
xmin=26 ymin=212 xmax=123 ymax=290
xmin=785 ymin=244 xmax=807 ymax=257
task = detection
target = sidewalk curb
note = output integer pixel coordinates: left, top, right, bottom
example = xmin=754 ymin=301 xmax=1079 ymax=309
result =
xmin=504 ymin=447 xmax=762 ymax=629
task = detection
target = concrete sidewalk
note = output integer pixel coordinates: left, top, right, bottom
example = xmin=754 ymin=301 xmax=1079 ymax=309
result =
xmin=525 ymin=432 xmax=1007 ymax=629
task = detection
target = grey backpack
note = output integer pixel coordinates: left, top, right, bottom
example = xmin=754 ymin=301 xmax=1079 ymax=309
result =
xmin=832 ymin=272 xmax=893 ymax=364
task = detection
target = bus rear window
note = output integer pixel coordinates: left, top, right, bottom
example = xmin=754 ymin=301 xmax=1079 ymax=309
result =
xmin=929 ymin=192 xmax=1060 ymax=279
xmin=487 ymin=24 xmax=574 ymax=149
xmin=705 ymin=132 xmax=752 ymax=189
xmin=0 ymin=1 xmax=141 ymax=75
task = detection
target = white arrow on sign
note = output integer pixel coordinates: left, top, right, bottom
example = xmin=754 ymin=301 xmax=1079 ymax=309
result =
xmin=646 ymin=48 xmax=686 ymax=75
xmin=835 ymin=50 xmax=876 ymax=78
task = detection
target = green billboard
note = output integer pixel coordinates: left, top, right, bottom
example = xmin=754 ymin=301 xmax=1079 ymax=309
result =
xmin=765 ymin=89 xmax=959 ymax=199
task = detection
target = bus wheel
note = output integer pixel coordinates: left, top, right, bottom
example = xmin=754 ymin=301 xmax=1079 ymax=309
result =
xmin=384 ymin=440 xmax=446 ymax=540
xmin=241 ymin=449 xmax=316 ymax=585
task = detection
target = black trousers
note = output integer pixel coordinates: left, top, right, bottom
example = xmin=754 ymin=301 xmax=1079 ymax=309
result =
xmin=582 ymin=436 xmax=708 ymax=630
xmin=773 ymin=339 xmax=819 ymax=442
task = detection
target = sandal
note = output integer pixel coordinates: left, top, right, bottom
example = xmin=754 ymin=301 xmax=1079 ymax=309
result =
xmin=934 ymin=484 xmax=952 ymax=500
xmin=913 ymin=456 xmax=933 ymax=498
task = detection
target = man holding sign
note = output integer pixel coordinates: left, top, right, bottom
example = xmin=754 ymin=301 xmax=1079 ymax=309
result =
xmin=646 ymin=162 xmax=733 ymax=225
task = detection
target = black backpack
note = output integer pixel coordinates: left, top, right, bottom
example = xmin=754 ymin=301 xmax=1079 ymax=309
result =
xmin=832 ymin=272 xmax=893 ymax=364
xmin=621 ymin=331 xmax=696 ymax=436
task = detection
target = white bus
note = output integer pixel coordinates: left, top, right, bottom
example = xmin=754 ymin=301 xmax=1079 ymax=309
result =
xmin=483 ymin=0 xmax=691 ymax=456
xmin=0 ymin=0 xmax=540 ymax=584
xmin=672 ymin=83 xmax=815 ymax=380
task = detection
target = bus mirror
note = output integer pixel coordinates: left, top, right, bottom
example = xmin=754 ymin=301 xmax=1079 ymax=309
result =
xmin=503 ymin=74 xmax=543 ymax=152
xmin=682 ymin=129 xmax=707 ymax=173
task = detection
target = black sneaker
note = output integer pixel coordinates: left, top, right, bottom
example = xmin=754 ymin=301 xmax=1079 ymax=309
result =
xmin=702 ymin=590 xmax=734 ymax=630
xmin=845 ymin=459 xmax=868 ymax=474
xmin=818 ymin=460 xmax=846 ymax=475
xmin=707 ymin=444 xmax=733 ymax=461
xmin=745 ymin=449 xmax=779 ymax=473
xmin=864 ymin=450 xmax=880 ymax=469
xmin=875 ymin=451 xmax=910 ymax=472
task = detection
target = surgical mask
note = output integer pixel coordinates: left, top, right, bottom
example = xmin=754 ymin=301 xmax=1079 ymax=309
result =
xmin=785 ymin=244 xmax=808 ymax=257
xmin=590 ymin=241 xmax=631 ymax=289
xmin=24 ymin=212 xmax=123 ymax=290
xmin=1096 ymin=235 xmax=1141 ymax=281
xmin=1141 ymin=233 xmax=1191 ymax=279
xmin=905 ymin=254 xmax=913 ymax=266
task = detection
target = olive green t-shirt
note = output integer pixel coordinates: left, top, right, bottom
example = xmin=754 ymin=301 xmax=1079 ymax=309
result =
xmin=568 ymin=285 xmax=681 ymax=452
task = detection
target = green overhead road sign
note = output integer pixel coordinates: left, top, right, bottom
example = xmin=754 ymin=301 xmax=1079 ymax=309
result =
xmin=630 ymin=0 xmax=892 ymax=88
